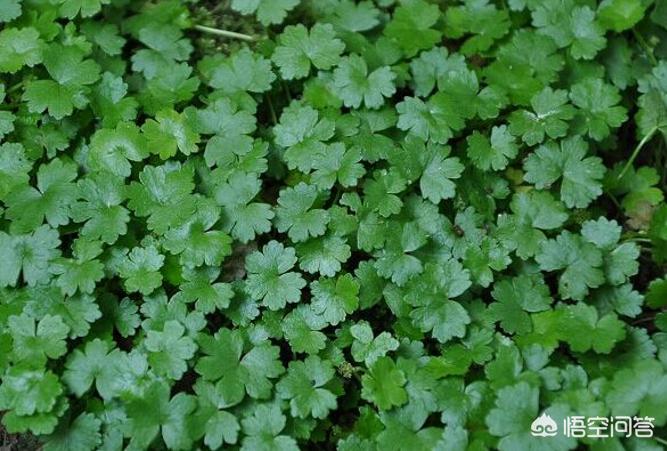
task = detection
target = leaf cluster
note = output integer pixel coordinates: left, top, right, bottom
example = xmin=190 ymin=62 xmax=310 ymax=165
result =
xmin=1 ymin=0 xmax=667 ymax=450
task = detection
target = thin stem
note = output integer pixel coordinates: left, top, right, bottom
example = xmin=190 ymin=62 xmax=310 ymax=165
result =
xmin=623 ymin=237 xmax=653 ymax=244
xmin=633 ymin=29 xmax=658 ymax=66
xmin=332 ymin=185 xmax=342 ymax=205
xmin=193 ymin=24 xmax=255 ymax=42
xmin=6 ymin=81 xmax=23 ymax=94
xmin=622 ymin=230 xmax=650 ymax=240
xmin=618 ymin=126 xmax=658 ymax=180
xmin=266 ymin=93 xmax=277 ymax=125
xmin=281 ymin=81 xmax=292 ymax=103
xmin=654 ymin=436 xmax=667 ymax=447
xmin=209 ymin=0 xmax=228 ymax=14
xmin=658 ymin=139 xmax=667 ymax=187
xmin=632 ymin=316 xmax=656 ymax=325
xmin=606 ymin=192 xmax=621 ymax=209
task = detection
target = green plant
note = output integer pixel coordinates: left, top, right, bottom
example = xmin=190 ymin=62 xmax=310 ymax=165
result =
xmin=1 ymin=0 xmax=667 ymax=449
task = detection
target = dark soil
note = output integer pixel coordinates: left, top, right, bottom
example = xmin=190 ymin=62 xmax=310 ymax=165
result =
xmin=0 ymin=425 xmax=40 ymax=451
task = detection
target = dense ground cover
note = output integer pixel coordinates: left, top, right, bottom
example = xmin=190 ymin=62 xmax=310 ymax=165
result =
xmin=1 ymin=0 xmax=667 ymax=449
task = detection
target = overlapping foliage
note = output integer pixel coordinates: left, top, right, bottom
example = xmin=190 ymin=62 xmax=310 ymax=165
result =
xmin=1 ymin=0 xmax=667 ymax=449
